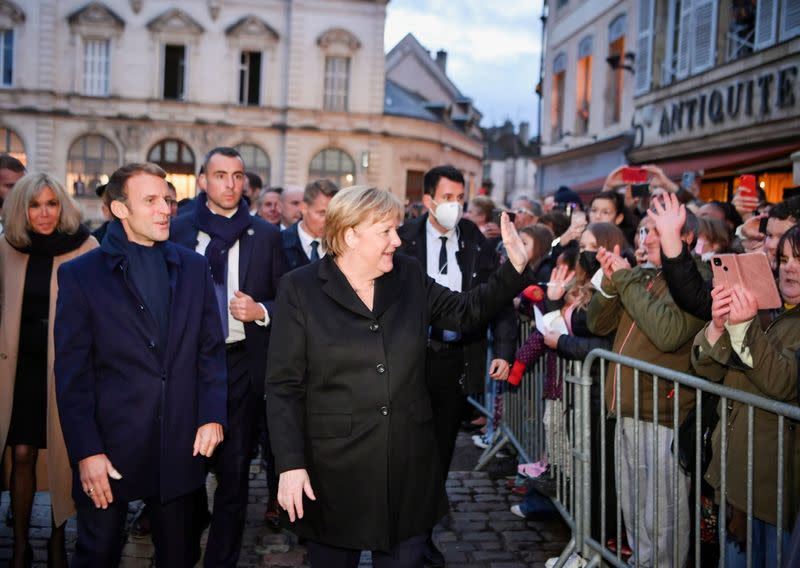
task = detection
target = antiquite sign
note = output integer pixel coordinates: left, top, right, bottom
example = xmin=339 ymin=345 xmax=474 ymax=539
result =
xmin=633 ymin=60 xmax=799 ymax=148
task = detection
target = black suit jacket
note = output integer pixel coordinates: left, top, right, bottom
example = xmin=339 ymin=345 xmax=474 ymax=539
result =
xmin=281 ymin=221 xmax=311 ymax=271
xmin=397 ymin=214 xmax=518 ymax=393
xmin=170 ymin=211 xmax=288 ymax=396
xmin=266 ymin=254 xmax=529 ymax=551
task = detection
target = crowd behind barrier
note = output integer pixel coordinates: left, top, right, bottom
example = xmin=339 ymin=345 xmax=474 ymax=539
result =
xmin=470 ymin=322 xmax=800 ymax=568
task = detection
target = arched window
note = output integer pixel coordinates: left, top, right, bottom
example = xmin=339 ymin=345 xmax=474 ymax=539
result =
xmin=66 ymin=134 xmax=119 ymax=196
xmin=147 ymin=138 xmax=196 ymax=201
xmin=0 ymin=127 xmax=26 ymax=165
xmin=235 ymin=143 xmax=270 ymax=187
xmin=308 ymin=148 xmax=355 ymax=188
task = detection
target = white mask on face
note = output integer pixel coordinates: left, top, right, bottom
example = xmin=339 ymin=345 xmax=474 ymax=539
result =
xmin=432 ymin=200 xmax=462 ymax=230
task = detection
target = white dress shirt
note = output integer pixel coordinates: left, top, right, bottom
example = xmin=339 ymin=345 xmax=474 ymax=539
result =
xmin=196 ymin=209 xmax=269 ymax=343
xmin=425 ymin=219 xmax=462 ymax=292
xmin=297 ymin=221 xmax=326 ymax=260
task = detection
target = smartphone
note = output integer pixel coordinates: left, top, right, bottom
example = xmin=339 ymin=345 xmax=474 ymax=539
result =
xmin=739 ymin=175 xmax=757 ymax=199
xmin=491 ymin=209 xmax=515 ymax=225
xmin=632 ymin=183 xmax=650 ymax=198
xmin=682 ymin=170 xmax=696 ymax=189
xmin=759 ymin=216 xmax=769 ymax=235
xmin=784 ymin=186 xmax=800 ymax=200
xmin=711 ymin=253 xmax=781 ymax=310
xmin=622 ymin=167 xmax=648 ymax=184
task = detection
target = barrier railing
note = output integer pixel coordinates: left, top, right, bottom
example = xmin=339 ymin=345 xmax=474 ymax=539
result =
xmin=469 ymin=340 xmax=800 ymax=568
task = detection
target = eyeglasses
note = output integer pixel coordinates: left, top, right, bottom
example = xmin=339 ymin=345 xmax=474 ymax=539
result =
xmin=513 ymin=208 xmax=533 ymax=215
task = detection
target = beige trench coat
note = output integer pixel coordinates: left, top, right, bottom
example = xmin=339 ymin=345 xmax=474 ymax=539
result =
xmin=0 ymin=236 xmax=98 ymax=527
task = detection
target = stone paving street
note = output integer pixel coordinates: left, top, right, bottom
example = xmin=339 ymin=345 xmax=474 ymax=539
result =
xmin=0 ymin=432 xmax=570 ymax=566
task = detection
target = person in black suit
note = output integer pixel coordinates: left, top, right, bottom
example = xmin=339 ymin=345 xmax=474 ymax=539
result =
xmin=281 ymin=179 xmax=339 ymax=270
xmin=170 ymin=147 xmax=288 ymax=567
xmin=266 ymin=186 xmax=530 ymax=568
xmin=54 ymin=163 xmax=227 ymax=567
xmin=396 ymin=166 xmax=517 ymax=565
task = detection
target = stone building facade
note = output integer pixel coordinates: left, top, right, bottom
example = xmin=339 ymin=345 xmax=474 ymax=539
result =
xmin=0 ymin=0 xmax=483 ymax=220
xmin=535 ymin=0 xmax=635 ymax=198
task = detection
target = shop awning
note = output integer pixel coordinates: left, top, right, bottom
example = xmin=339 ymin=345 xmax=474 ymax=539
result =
xmin=644 ymin=142 xmax=800 ymax=179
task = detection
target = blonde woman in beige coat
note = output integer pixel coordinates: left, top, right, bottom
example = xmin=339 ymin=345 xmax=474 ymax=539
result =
xmin=0 ymin=173 xmax=97 ymax=567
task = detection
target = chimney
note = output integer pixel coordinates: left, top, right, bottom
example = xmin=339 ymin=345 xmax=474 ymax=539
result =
xmin=435 ymin=49 xmax=447 ymax=73
xmin=519 ymin=121 xmax=530 ymax=142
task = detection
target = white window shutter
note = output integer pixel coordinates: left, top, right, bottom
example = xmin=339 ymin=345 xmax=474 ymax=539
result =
xmin=691 ymin=0 xmax=717 ymax=74
xmin=676 ymin=0 xmax=692 ymax=79
xmin=635 ymin=0 xmax=655 ymax=94
xmin=754 ymin=0 xmax=778 ymax=48
xmin=781 ymin=0 xmax=800 ymax=40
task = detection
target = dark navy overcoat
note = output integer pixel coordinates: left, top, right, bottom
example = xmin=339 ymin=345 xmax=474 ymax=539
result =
xmin=54 ymin=238 xmax=227 ymax=506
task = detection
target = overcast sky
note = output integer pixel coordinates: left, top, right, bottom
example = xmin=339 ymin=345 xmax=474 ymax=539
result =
xmin=385 ymin=0 xmax=544 ymax=134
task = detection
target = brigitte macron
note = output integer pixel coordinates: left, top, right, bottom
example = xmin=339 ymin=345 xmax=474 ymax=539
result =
xmin=0 ymin=173 xmax=97 ymax=567
xmin=266 ymin=186 xmax=530 ymax=567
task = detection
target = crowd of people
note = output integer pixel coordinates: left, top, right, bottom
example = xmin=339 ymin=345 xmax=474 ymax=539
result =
xmin=0 ymin=147 xmax=798 ymax=568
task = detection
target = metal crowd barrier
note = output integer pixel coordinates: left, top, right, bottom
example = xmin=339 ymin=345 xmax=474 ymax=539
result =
xmin=468 ymin=333 xmax=800 ymax=568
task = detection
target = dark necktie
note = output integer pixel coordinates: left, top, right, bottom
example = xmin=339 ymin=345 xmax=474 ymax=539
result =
xmin=438 ymin=236 xmax=448 ymax=275
xmin=310 ymin=240 xmax=320 ymax=262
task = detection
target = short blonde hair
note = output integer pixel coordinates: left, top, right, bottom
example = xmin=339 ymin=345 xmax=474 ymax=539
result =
xmin=324 ymin=185 xmax=403 ymax=256
xmin=3 ymin=173 xmax=83 ymax=248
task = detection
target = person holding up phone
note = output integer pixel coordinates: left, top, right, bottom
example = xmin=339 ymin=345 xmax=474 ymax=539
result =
xmin=692 ymin=225 xmax=800 ymax=567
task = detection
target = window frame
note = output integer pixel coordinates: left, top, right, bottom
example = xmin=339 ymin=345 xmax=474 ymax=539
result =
xmin=234 ymin=142 xmax=270 ymax=186
xmin=238 ymin=50 xmax=263 ymax=106
xmin=323 ymin=55 xmax=350 ymax=112
xmin=308 ymin=148 xmax=356 ymax=188
xmin=66 ymin=133 xmax=120 ymax=197
xmin=162 ymin=43 xmax=188 ymax=101
xmin=0 ymin=27 xmax=14 ymax=88
xmin=83 ymin=37 xmax=111 ymax=97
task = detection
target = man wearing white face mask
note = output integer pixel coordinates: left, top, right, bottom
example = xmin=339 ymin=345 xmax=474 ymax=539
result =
xmin=397 ymin=165 xmax=518 ymax=567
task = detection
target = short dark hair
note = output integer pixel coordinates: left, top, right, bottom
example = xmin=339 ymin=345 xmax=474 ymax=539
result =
xmin=166 ymin=180 xmax=176 ymax=193
xmin=539 ymin=211 xmax=570 ymax=237
xmin=777 ymin=224 xmax=800 ymax=273
xmin=203 ymin=147 xmax=243 ymax=173
xmin=769 ymin=195 xmax=800 ymax=222
xmin=590 ymin=191 xmax=624 ymax=216
xmin=245 ymin=171 xmax=263 ymax=191
xmin=423 ymin=165 xmax=465 ymax=197
xmin=266 ymin=186 xmax=283 ymax=195
xmin=304 ymin=178 xmax=339 ymax=204
xmin=0 ymin=153 xmax=25 ymax=173
xmin=105 ymin=162 xmax=166 ymax=218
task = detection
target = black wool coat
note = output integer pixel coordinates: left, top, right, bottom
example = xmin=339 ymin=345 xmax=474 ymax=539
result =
xmin=266 ymin=254 xmax=529 ymax=551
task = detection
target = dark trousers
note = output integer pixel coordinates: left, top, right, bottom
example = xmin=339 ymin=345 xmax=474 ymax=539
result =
xmin=306 ymin=534 xmax=427 ymax=568
xmin=425 ymin=347 xmax=466 ymax=473
xmin=201 ymin=346 xmax=263 ymax=568
xmin=72 ymin=492 xmax=195 ymax=567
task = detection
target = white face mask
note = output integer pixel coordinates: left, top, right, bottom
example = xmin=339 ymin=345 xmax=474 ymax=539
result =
xmin=431 ymin=200 xmax=462 ymax=230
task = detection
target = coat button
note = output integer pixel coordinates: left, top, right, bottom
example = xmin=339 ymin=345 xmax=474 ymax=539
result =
xmin=379 ymin=405 xmax=389 ymax=416
xmin=139 ymin=305 xmax=145 ymax=311
xmin=376 ymin=363 xmax=386 ymax=374
xmin=147 ymin=341 xmax=156 ymax=350
xmin=369 ymin=322 xmax=380 ymax=332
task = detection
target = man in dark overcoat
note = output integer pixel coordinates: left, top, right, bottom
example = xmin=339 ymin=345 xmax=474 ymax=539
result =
xmin=54 ymin=163 xmax=227 ymax=566
xmin=171 ymin=147 xmax=288 ymax=566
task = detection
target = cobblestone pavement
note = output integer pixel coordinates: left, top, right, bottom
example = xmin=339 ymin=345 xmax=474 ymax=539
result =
xmin=0 ymin=432 xmax=570 ymax=567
